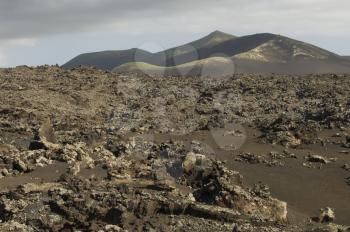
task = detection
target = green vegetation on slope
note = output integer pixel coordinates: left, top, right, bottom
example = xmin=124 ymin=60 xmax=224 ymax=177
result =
xmin=113 ymin=57 xmax=236 ymax=77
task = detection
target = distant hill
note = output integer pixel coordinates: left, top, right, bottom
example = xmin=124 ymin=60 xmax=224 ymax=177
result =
xmin=62 ymin=48 xmax=153 ymax=70
xmin=63 ymin=31 xmax=350 ymax=75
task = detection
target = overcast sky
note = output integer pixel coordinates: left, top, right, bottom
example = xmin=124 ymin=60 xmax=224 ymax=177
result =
xmin=0 ymin=0 xmax=349 ymax=67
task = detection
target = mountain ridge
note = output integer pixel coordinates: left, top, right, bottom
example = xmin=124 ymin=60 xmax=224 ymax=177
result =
xmin=62 ymin=48 xmax=152 ymax=70
xmin=63 ymin=31 xmax=350 ymax=74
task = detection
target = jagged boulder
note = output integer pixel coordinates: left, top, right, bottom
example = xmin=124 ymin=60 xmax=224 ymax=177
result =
xmin=181 ymin=153 xmax=287 ymax=221
xmin=29 ymin=118 xmax=61 ymax=151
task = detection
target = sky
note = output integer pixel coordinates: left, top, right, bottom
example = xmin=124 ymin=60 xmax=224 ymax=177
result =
xmin=0 ymin=0 xmax=350 ymax=67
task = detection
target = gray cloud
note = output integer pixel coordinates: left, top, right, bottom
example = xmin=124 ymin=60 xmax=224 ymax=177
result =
xmin=1 ymin=0 xmax=349 ymax=40
xmin=0 ymin=0 xmax=349 ymax=66
xmin=0 ymin=0 xmax=201 ymax=40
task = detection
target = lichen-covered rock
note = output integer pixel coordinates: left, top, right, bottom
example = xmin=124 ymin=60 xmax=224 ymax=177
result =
xmin=306 ymin=155 xmax=329 ymax=164
xmin=0 ymin=221 xmax=34 ymax=232
xmin=319 ymin=207 xmax=336 ymax=223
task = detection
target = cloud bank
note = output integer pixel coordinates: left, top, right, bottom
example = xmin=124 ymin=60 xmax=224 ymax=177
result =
xmin=1 ymin=0 xmax=349 ymax=66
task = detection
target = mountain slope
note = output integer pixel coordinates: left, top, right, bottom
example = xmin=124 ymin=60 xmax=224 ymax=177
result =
xmin=165 ymin=33 xmax=277 ymax=66
xmin=63 ymin=31 xmax=237 ymax=69
xmin=234 ymin=58 xmax=350 ymax=74
xmin=234 ymin=35 xmax=339 ymax=63
xmin=163 ymin=30 xmax=236 ymax=56
xmin=62 ymin=48 xmax=152 ymax=70
xmin=158 ymin=30 xmax=236 ymax=66
xmin=63 ymin=31 xmax=350 ymax=74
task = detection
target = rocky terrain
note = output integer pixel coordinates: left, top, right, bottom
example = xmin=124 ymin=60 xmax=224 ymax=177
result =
xmin=0 ymin=66 xmax=350 ymax=231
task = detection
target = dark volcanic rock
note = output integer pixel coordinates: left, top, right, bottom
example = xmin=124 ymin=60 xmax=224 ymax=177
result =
xmin=0 ymin=66 xmax=349 ymax=231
